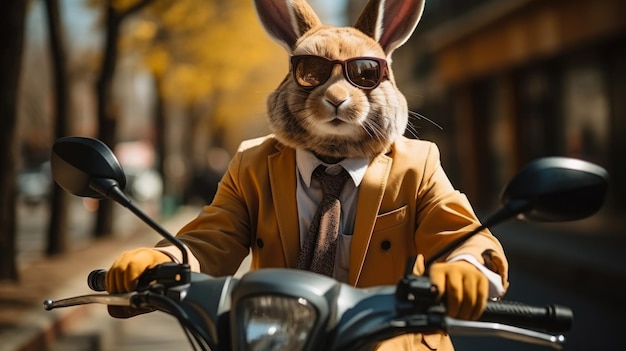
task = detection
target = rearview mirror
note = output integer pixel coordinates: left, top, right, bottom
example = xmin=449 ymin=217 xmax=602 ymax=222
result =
xmin=501 ymin=157 xmax=608 ymax=222
xmin=51 ymin=136 xmax=126 ymax=199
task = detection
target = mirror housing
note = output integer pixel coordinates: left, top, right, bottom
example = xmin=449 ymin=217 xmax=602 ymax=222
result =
xmin=51 ymin=136 xmax=126 ymax=199
xmin=502 ymin=157 xmax=608 ymax=222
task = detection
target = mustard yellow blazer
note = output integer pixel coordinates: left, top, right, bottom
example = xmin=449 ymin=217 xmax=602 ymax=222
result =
xmin=160 ymin=134 xmax=509 ymax=350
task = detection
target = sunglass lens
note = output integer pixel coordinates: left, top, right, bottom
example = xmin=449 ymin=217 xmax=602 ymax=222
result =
xmin=295 ymin=57 xmax=332 ymax=88
xmin=347 ymin=59 xmax=381 ymax=88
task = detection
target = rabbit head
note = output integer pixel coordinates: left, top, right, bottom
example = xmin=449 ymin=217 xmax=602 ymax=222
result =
xmin=255 ymin=0 xmax=425 ymax=161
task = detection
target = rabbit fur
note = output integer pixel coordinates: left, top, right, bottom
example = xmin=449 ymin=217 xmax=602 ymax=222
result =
xmin=254 ymin=0 xmax=425 ymax=162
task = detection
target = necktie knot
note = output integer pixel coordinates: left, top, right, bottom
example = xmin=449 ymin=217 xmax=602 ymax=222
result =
xmin=313 ymin=165 xmax=350 ymax=199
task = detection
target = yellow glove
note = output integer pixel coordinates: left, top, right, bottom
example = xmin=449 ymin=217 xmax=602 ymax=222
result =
xmin=105 ymin=248 xmax=172 ymax=294
xmin=429 ymin=260 xmax=489 ymax=320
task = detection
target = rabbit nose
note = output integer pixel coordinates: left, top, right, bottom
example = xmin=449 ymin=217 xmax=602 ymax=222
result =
xmin=326 ymin=96 xmax=347 ymax=108
xmin=324 ymin=86 xmax=349 ymax=110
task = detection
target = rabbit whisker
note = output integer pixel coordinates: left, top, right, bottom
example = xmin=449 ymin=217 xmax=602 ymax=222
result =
xmin=408 ymin=110 xmax=443 ymax=130
xmin=362 ymin=119 xmax=386 ymax=141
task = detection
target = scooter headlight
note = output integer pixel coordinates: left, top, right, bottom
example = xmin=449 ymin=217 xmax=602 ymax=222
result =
xmin=238 ymin=295 xmax=317 ymax=351
xmin=231 ymin=269 xmax=340 ymax=351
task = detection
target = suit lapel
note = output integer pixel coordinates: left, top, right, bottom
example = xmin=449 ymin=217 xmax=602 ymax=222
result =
xmin=349 ymin=153 xmax=392 ymax=285
xmin=268 ymin=146 xmax=300 ymax=268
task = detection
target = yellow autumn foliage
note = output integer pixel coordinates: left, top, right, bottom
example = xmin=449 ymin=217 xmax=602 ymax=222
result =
xmin=122 ymin=0 xmax=287 ymax=151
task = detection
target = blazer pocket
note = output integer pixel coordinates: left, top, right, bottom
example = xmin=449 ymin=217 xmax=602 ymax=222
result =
xmin=364 ymin=205 xmax=411 ymax=282
xmin=372 ymin=205 xmax=408 ymax=232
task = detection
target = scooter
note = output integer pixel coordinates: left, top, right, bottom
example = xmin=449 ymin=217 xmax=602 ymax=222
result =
xmin=43 ymin=136 xmax=608 ymax=351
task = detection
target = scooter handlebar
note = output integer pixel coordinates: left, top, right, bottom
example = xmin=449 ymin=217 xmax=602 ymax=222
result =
xmin=482 ymin=300 xmax=573 ymax=332
xmin=88 ymin=269 xmax=107 ymax=292
xmin=86 ymin=268 xmax=572 ymax=333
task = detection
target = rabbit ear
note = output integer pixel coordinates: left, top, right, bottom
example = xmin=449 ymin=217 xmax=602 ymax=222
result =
xmin=354 ymin=0 xmax=425 ymax=55
xmin=254 ymin=0 xmax=322 ymax=51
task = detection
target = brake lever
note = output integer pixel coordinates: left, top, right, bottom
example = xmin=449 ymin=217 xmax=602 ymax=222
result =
xmin=44 ymin=263 xmax=191 ymax=312
xmin=43 ymin=292 xmax=138 ymax=310
xmin=445 ymin=317 xmax=566 ymax=350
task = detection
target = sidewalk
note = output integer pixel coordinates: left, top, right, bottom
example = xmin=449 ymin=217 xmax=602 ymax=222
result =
xmin=0 ymin=205 xmax=200 ymax=351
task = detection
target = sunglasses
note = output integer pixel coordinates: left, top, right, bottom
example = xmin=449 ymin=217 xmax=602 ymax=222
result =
xmin=290 ymin=55 xmax=388 ymax=90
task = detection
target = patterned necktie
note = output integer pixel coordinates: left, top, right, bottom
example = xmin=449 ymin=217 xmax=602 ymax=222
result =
xmin=297 ymin=165 xmax=350 ymax=277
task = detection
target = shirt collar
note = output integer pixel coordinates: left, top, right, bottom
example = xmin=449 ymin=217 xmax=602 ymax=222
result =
xmin=296 ymin=148 xmax=370 ymax=187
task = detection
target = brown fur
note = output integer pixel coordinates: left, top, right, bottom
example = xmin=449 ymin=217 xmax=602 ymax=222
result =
xmin=255 ymin=0 xmax=425 ymax=160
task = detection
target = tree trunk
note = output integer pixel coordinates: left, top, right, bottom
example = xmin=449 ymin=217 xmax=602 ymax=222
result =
xmin=0 ymin=0 xmax=27 ymax=281
xmin=153 ymin=73 xmax=168 ymax=211
xmin=94 ymin=3 xmax=120 ymax=238
xmin=94 ymin=0 xmax=155 ymax=237
xmin=44 ymin=0 xmax=71 ymax=256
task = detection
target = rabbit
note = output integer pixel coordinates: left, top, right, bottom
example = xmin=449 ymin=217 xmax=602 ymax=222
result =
xmin=254 ymin=0 xmax=425 ymax=162
xmin=105 ymin=3 xmax=507 ymax=351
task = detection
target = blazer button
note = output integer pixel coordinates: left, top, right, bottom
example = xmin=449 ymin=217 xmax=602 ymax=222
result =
xmin=256 ymin=238 xmax=264 ymax=248
xmin=381 ymin=240 xmax=391 ymax=251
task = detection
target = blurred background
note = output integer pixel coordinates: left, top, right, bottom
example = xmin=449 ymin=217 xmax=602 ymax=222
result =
xmin=0 ymin=0 xmax=625 ymax=349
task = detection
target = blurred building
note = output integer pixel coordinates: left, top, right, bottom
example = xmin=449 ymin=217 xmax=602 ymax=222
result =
xmin=383 ymin=0 xmax=626 ymax=209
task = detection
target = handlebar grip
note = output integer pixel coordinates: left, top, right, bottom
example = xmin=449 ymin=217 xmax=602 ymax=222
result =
xmin=88 ymin=269 xmax=107 ymax=292
xmin=481 ymin=300 xmax=573 ymax=332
